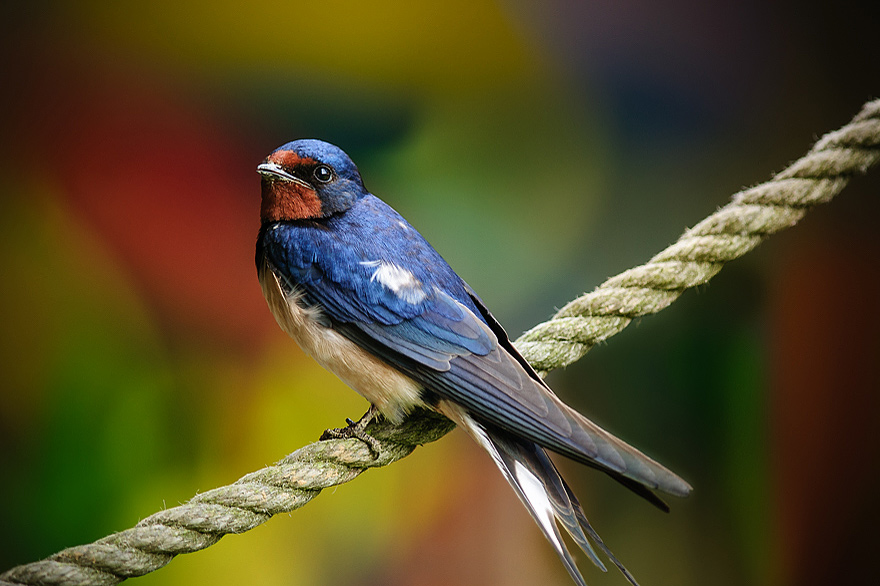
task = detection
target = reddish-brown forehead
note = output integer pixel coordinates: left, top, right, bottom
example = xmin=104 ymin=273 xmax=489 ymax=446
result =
xmin=267 ymin=150 xmax=318 ymax=168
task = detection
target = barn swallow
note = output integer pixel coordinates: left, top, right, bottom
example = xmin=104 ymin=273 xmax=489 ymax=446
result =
xmin=256 ymin=139 xmax=691 ymax=586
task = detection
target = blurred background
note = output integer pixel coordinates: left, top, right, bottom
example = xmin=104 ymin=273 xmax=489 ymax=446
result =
xmin=1 ymin=1 xmax=878 ymax=585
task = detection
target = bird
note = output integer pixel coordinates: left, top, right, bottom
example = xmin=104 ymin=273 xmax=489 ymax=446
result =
xmin=255 ymin=139 xmax=691 ymax=586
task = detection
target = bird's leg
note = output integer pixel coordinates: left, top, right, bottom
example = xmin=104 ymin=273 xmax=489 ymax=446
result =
xmin=320 ymin=405 xmax=382 ymax=458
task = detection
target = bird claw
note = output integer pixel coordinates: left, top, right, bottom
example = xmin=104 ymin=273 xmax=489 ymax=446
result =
xmin=320 ymin=406 xmax=382 ymax=458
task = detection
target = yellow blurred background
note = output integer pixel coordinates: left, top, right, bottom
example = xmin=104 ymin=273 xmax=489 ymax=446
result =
xmin=1 ymin=1 xmax=878 ymax=585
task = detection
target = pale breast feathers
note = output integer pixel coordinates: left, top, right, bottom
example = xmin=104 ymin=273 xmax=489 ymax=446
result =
xmin=258 ymin=257 xmax=425 ymax=421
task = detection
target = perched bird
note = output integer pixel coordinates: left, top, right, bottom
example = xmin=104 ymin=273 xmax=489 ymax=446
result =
xmin=256 ymin=139 xmax=691 ymax=585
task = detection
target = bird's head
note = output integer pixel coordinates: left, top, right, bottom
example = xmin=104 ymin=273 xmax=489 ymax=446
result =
xmin=257 ymin=139 xmax=367 ymax=223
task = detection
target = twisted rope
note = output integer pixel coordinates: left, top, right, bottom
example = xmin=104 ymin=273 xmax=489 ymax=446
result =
xmin=3 ymin=98 xmax=879 ymax=586
xmin=516 ymin=99 xmax=880 ymax=371
xmin=1 ymin=411 xmax=456 ymax=586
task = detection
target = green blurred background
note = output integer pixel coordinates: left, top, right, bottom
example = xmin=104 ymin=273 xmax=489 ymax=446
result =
xmin=1 ymin=1 xmax=878 ymax=585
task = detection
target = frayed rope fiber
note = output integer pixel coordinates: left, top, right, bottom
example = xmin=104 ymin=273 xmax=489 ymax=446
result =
xmin=3 ymin=98 xmax=879 ymax=586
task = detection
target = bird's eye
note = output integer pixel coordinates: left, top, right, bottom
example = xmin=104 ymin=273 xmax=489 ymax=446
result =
xmin=313 ymin=165 xmax=333 ymax=183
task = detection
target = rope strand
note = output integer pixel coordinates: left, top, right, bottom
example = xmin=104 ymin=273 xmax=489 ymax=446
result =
xmin=3 ymin=98 xmax=878 ymax=586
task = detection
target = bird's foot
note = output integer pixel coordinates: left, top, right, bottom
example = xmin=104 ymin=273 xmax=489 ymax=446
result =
xmin=320 ymin=406 xmax=382 ymax=458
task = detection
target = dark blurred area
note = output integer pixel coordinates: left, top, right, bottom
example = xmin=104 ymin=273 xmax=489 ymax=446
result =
xmin=1 ymin=1 xmax=877 ymax=585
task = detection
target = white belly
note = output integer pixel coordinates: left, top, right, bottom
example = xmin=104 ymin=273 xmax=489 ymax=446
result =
xmin=259 ymin=260 xmax=426 ymax=422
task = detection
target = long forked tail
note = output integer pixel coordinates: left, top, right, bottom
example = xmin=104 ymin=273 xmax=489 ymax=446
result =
xmin=439 ymin=402 xmax=639 ymax=586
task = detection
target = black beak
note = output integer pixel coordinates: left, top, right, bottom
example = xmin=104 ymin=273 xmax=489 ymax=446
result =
xmin=257 ymin=162 xmax=311 ymax=188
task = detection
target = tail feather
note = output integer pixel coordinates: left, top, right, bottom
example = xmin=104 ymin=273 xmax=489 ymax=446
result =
xmin=562 ymin=478 xmax=640 ymax=586
xmin=440 ymin=401 xmax=639 ymax=586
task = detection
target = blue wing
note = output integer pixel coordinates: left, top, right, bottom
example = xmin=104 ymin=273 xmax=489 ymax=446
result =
xmin=260 ymin=196 xmax=495 ymax=371
xmin=259 ymin=196 xmax=690 ymax=500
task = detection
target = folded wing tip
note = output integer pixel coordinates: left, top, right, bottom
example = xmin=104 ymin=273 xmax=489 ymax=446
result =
xmin=656 ymin=470 xmax=693 ymax=498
